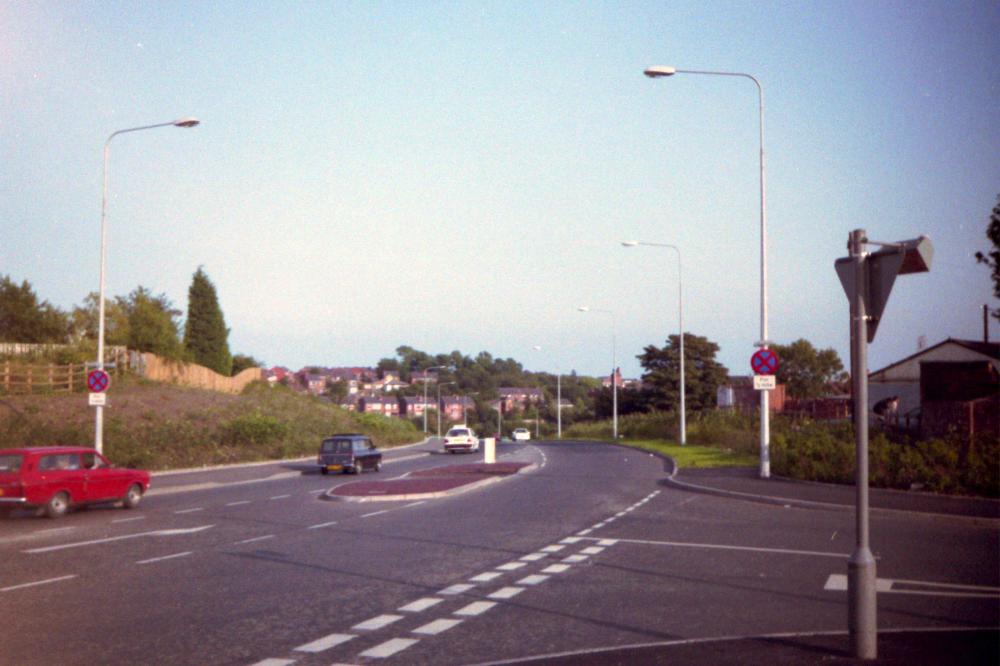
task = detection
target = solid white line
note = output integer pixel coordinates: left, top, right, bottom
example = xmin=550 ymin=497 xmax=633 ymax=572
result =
xmin=174 ymin=507 xmax=204 ymax=514
xmin=413 ymin=618 xmax=463 ymax=635
xmin=24 ymin=525 xmax=215 ymax=554
xmin=111 ymin=516 xmax=146 ymax=523
xmin=488 ymin=586 xmax=524 ymax=600
xmin=361 ymin=509 xmax=391 ymax=518
xmin=307 ymin=521 xmax=338 ymax=529
xmin=824 ymin=573 xmax=1000 ymax=598
xmin=497 ymin=562 xmax=527 ymax=571
xmin=583 ymin=536 xmax=849 ymax=559
xmin=226 ymin=500 xmax=252 ymax=506
xmin=307 ymin=488 xmax=326 ymax=494
xmin=360 ymin=637 xmax=419 ymax=658
xmin=454 ymin=601 xmax=497 ymax=616
xmin=439 ymin=583 xmax=475 ymax=595
xmin=353 ymin=614 xmax=403 ymax=631
xmin=269 ymin=494 xmax=291 ymax=500
xmin=470 ymin=572 xmax=503 ymax=582
xmin=398 ymin=597 xmax=443 ymax=612
xmin=541 ymin=564 xmax=571 ymax=574
xmin=1 ymin=574 xmax=77 ymax=593
xmin=137 ymin=551 xmax=192 ymax=565
xmin=294 ymin=632 xmax=355 ymax=652
xmin=517 ymin=574 xmax=549 ymax=586
xmin=234 ymin=535 xmax=275 ymax=545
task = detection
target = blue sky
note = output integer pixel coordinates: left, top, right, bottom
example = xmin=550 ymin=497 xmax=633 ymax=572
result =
xmin=2 ymin=1 xmax=998 ymax=378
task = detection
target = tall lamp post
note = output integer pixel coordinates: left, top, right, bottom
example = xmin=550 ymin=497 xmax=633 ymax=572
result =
xmin=578 ymin=306 xmax=617 ymax=439
xmin=644 ymin=65 xmax=770 ymax=477
xmin=530 ymin=345 xmax=547 ymax=439
xmin=95 ymin=118 xmax=200 ymax=454
xmin=420 ymin=365 xmax=448 ymax=434
xmin=622 ymin=241 xmax=685 ymax=445
xmin=436 ymin=381 xmax=455 ymax=438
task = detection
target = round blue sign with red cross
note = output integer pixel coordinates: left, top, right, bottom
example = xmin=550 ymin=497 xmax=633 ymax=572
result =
xmin=750 ymin=348 xmax=779 ymax=376
xmin=87 ymin=369 xmax=111 ymax=393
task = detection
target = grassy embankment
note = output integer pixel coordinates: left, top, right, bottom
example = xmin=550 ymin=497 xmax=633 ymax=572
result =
xmin=0 ymin=378 xmax=421 ymax=470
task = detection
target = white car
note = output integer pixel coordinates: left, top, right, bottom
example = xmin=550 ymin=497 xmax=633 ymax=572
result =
xmin=512 ymin=428 xmax=531 ymax=441
xmin=443 ymin=427 xmax=479 ymax=453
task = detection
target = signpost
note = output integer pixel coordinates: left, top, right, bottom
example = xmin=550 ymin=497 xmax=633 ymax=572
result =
xmin=752 ymin=375 xmax=776 ymax=391
xmin=87 ymin=369 xmax=110 ymax=394
xmin=835 ymin=229 xmax=933 ymax=660
xmin=751 ymin=348 xmax=779 ymax=376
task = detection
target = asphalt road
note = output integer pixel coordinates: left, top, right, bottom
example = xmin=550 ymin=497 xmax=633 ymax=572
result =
xmin=0 ymin=440 xmax=996 ymax=665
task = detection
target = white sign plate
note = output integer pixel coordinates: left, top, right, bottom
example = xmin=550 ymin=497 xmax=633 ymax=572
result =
xmin=88 ymin=392 xmax=107 ymax=406
xmin=753 ymin=375 xmax=776 ymax=391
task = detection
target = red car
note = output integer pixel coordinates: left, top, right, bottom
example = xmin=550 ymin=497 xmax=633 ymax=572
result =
xmin=0 ymin=446 xmax=150 ymax=519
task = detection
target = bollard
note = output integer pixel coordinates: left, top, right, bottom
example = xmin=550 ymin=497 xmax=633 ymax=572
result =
xmin=483 ymin=437 xmax=495 ymax=464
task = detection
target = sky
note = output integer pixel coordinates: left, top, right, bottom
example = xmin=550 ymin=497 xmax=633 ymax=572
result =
xmin=2 ymin=1 xmax=998 ymax=380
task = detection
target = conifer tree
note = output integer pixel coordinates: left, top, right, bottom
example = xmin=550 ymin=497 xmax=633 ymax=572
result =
xmin=183 ymin=267 xmax=232 ymax=375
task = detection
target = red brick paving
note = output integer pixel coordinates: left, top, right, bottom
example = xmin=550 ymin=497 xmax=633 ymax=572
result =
xmin=329 ymin=461 xmax=531 ymax=498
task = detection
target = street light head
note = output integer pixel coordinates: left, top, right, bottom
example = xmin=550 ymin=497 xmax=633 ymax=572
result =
xmin=172 ymin=117 xmax=200 ymax=128
xmin=577 ymin=306 xmax=590 ymax=312
xmin=621 ymin=241 xmax=639 ymax=247
xmin=644 ymin=66 xmax=677 ymax=78
xmin=532 ymin=345 xmax=541 ymax=351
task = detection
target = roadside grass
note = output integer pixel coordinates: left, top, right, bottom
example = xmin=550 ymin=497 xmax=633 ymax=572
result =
xmin=619 ymin=439 xmax=758 ymax=469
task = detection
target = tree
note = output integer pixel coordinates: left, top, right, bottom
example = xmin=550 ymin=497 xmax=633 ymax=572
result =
xmin=975 ymin=194 xmax=1000 ymax=322
xmin=183 ymin=267 xmax=232 ymax=375
xmin=638 ymin=333 xmax=729 ymax=412
xmin=770 ymin=339 xmax=847 ymax=399
xmin=71 ymin=292 xmax=129 ymax=345
xmin=126 ymin=286 xmax=184 ymax=358
xmin=0 ymin=276 xmax=69 ymax=343
xmin=231 ymin=353 xmax=264 ymax=376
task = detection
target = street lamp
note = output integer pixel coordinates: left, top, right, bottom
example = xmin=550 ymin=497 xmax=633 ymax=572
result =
xmin=436 ymin=381 xmax=455 ymax=438
xmin=578 ymin=306 xmax=617 ymax=439
xmin=95 ymin=117 xmax=200 ymax=454
xmin=420 ymin=365 xmax=448 ymax=434
xmin=530 ymin=346 xmax=546 ymax=439
xmin=622 ymin=241 xmax=685 ymax=445
xmin=644 ymin=65 xmax=771 ymax=477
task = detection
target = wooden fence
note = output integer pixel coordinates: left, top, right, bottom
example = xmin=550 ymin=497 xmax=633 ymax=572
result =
xmin=0 ymin=361 xmax=119 ymax=394
xmin=139 ymin=353 xmax=263 ymax=394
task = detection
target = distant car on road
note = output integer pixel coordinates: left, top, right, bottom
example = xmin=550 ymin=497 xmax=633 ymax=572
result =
xmin=318 ymin=434 xmax=382 ymax=475
xmin=512 ymin=428 xmax=531 ymax=441
xmin=0 ymin=446 xmax=150 ymax=519
xmin=443 ymin=427 xmax=479 ymax=454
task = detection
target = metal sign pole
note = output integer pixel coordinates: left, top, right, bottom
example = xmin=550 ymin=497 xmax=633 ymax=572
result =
xmin=848 ymin=228 xmax=877 ymax=660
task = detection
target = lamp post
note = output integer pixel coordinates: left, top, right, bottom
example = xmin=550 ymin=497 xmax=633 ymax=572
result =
xmin=644 ymin=65 xmax=770 ymax=477
xmin=420 ymin=365 xmax=447 ymax=434
xmin=436 ymin=381 xmax=455 ymax=437
xmin=95 ymin=118 xmax=200 ymax=454
xmin=622 ymin=241 xmax=685 ymax=445
xmin=531 ymin=345 xmax=547 ymax=439
xmin=578 ymin=306 xmax=617 ymax=439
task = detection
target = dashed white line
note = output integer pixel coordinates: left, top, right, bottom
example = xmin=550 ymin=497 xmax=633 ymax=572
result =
xmin=269 ymin=494 xmax=291 ymax=500
xmin=540 ymin=544 xmax=565 ymax=553
xmin=174 ymin=507 xmax=204 ymax=514
xmin=226 ymin=500 xmax=252 ymax=506
xmin=520 ymin=552 xmax=548 ymax=562
xmin=360 ymin=637 xmax=419 ymax=658
xmin=560 ymin=537 xmax=583 ymax=545
xmin=580 ymin=546 xmax=605 ymax=555
xmin=307 ymin=488 xmax=326 ymax=494
xmin=294 ymin=632 xmax=355 ymax=653
xmin=470 ymin=571 xmax=503 ymax=583
xmin=497 ymin=561 xmax=527 ymax=571
xmin=111 ymin=516 xmax=146 ymax=523
xmin=439 ymin=583 xmax=475 ymax=595
xmin=517 ymin=574 xmax=549 ymax=586
xmin=137 ymin=551 xmax=192 ymax=565
xmin=32 ymin=526 xmax=75 ymax=535
xmin=488 ymin=586 xmax=524 ymax=600
xmin=403 ymin=500 xmax=426 ymax=508
xmin=307 ymin=521 xmax=338 ymax=530
xmin=1 ymin=574 xmax=77 ymax=593
xmin=361 ymin=509 xmax=391 ymax=518
xmin=454 ymin=601 xmax=497 ymax=616
xmin=250 ymin=659 xmax=296 ymax=666
xmin=598 ymin=539 xmax=618 ymax=546
xmin=353 ymin=614 xmax=403 ymax=631
xmin=576 ymin=528 xmax=593 ymax=536
xmin=398 ymin=597 xmax=443 ymax=612
xmin=542 ymin=564 xmax=571 ymax=574
xmin=234 ymin=535 xmax=275 ymax=545
xmin=562 ymin=554 xmax=589 ymax=563
xmin=413 ymin=618 xmax=463 ymax=635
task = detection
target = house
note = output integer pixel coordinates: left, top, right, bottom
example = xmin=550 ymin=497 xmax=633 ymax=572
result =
xmin=375 ymin=377 xmax=409 ymax=393
xmin=410 ymin=370 xmax=441 ymax=384
xmin=402 ymin=396 xmax=437 ymax=419
xmin=359 ymin=395 xmax=400 ymax=417
xmin=868 ymin=338 xmax=999 ymax=436
xmin=498 ymin=387 xmax=543 ymax=412
xmin=300 ymin=373 xmax=328 ymax=395
xmin=440 ymin=395 xmax=475 ymax=423
xmin=265 ymin=367 xmax=292 ymax=386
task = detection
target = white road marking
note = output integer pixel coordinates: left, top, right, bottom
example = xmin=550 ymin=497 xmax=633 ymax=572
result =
xmin=353 ymin=614 xmax=403 ymax=631
xmin=542 ymin=564 xmax=571 ymax=574
xmin=540 ymin=544 xmax=565 ymax=553
xmin=24 ymin=524 xmax=215 ymax=554
xmin=234 ymin=535 xmax=275 ymax=545
xmin=517 ymin=574 xmax=549 ymax=586
xmin=250 ymin=659 xmax=296 ymax=666
xmin=470 ymin=571 xmax=503 ymax=582
xmin=1 ymin=574 xmax=77 ymax=593
xmin=360 ymin=637 xmax=419 ymax=658
xmin=404 ymin=500 xmax=427 ymax=508
xmin=269 ymin=494 xmax=291 ymax=500
xmin=581 ymin=546 xmax=605 ymax=555
xmin=562 ymin=554 xmax=588 ymax=563
xmin=137 ymin=551 xmax=192 ymax=565
xmin=497 ymin=561 xmax=527 ymax=571
xmin=306 ymin=520 xmax=338 ymax=529
xmin=307 ymin=489 xmax=326 ymax=494
xmin=520 ymin=552 xmax=548 ymax=562
xmin=361 ymin=509 xmax=391 ymax=518
xmin=33 ymin=526 xmax=76 ymax=535
xmin=174 ymin=507 xmax=204 ymax=514
xmin=111 ymin=516 xmax=146 ymax=523
xmin=439 ymin=583 xmax=475 ymax=595
xmin=226 ymin=500 xmax=252 ymax=506
xmin=597 ymin=539 xmax=618 ymax=546
xmin=294 ymin=632 xmax=355 ymax=652
xmin=488 ymin=586 xmax=524 ymax=600
xmin=583 ymin=536 xmax=849 ymax=559
xmin=560 ymin=537 xmax=583 ymax=544
xmin=576 ymin=528 xmax=593 ymax=536
xmin=413 ymin=618 xmax=463 ymax=635
xmin=824 ymin=574 xmax=1000 ymax=598
xmin=454 ymin=601 xmax=497 ymax=616
xmin=615 ymin=512 xmax=627 ymax=517
xmin=398 ymin=597 xmax=443 ymax=612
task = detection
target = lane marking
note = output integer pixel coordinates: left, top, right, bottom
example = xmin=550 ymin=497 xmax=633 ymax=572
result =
xmin=137 ymin=551 xmax=192 ymax=565
xmin=439 ymin=583 xmax=475 ymax=595
xmin=597 ymin=539 xmax=618 ymax=546
xmin=413 ymin=618 xmax=463 ymax=635
xmin=174 ymin=507 xmax=204 ymax=514
xmin=581 ymin=546 xmax=605 ymax=555
xmin=824 ymin=574 xmax=1000 ymax=598
xmin=24 ymin=524 xmax=215 ymax=554
xmin=361 ymin=509 xmax=391 ymax=518
xmin=234 ymin=535 xmax=275 ymax=545
xmin=353 ymin=614 xmax=403 ymax=631
xmin=454 ymin=601 xmax=497 ymax=616
xmin=470 ymin=572 xmax=503 ymax=583
xmin=497 ymin=562 xmax=527 ymax=571
xmin=360 ymin=637 xmax=419 ymax=658
xmin=226 ymin=500 xmax=252 ymax=506
xmin=562 ymin=554 xmax=588 ymax=563
xmin=576 ymin=528 xmax=593 ymax=536
xmin=542 ymin=564 xmax=571 ymax=574
xmin=250 ymin=659 xmax=296 ymax=666
xmin=520 ymin=553 xmax=548 ymax=562
xmin=488 ymin=586 xmax=524 ymax=600
xmin=560 ymin=537 xmax=583 ymax=545
xmin=294 ymin=632 xmax=355 ymax=652
xmin=306 ymin=521 xmax=338 ymax=530
xmin=578 ymin=536 xmax=849 ymax=559
xmin=404 ymin=501 xmax=427 ymax=508
xmin=398 ymin=597 xmax=443 ymax=612
xmin=111 ymin=516 xmax=146 ymax=523
xmin=540 ymin=545 xmax=565 ymax=553
xmin=33 ymin=526 xmax=76 ymax=535
xmin=1 ymin=574 xmax=77 ymax=593
xmin=269 ymin=494 xmax=291 ymax=500
xmin=307 ymin=489 xmax=326 ymax=494
xmin=517 ymin=574 xmax=549 ymax=586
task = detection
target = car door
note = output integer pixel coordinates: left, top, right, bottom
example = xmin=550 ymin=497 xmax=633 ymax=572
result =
xmin=82 ymin=452 xmax=121 ymax=501
xmin=38 ymin=453 xmax=87 ymax=504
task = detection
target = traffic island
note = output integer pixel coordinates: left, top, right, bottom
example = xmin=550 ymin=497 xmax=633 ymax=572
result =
xmin=324 ymin=461 xmax=534 ymax=502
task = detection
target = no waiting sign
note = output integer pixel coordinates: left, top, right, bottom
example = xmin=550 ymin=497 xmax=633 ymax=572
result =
xmin=87 ymin=369 xmax=111 ymax=393
xmin=750 ymin=348 xmax=779 ymax=375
